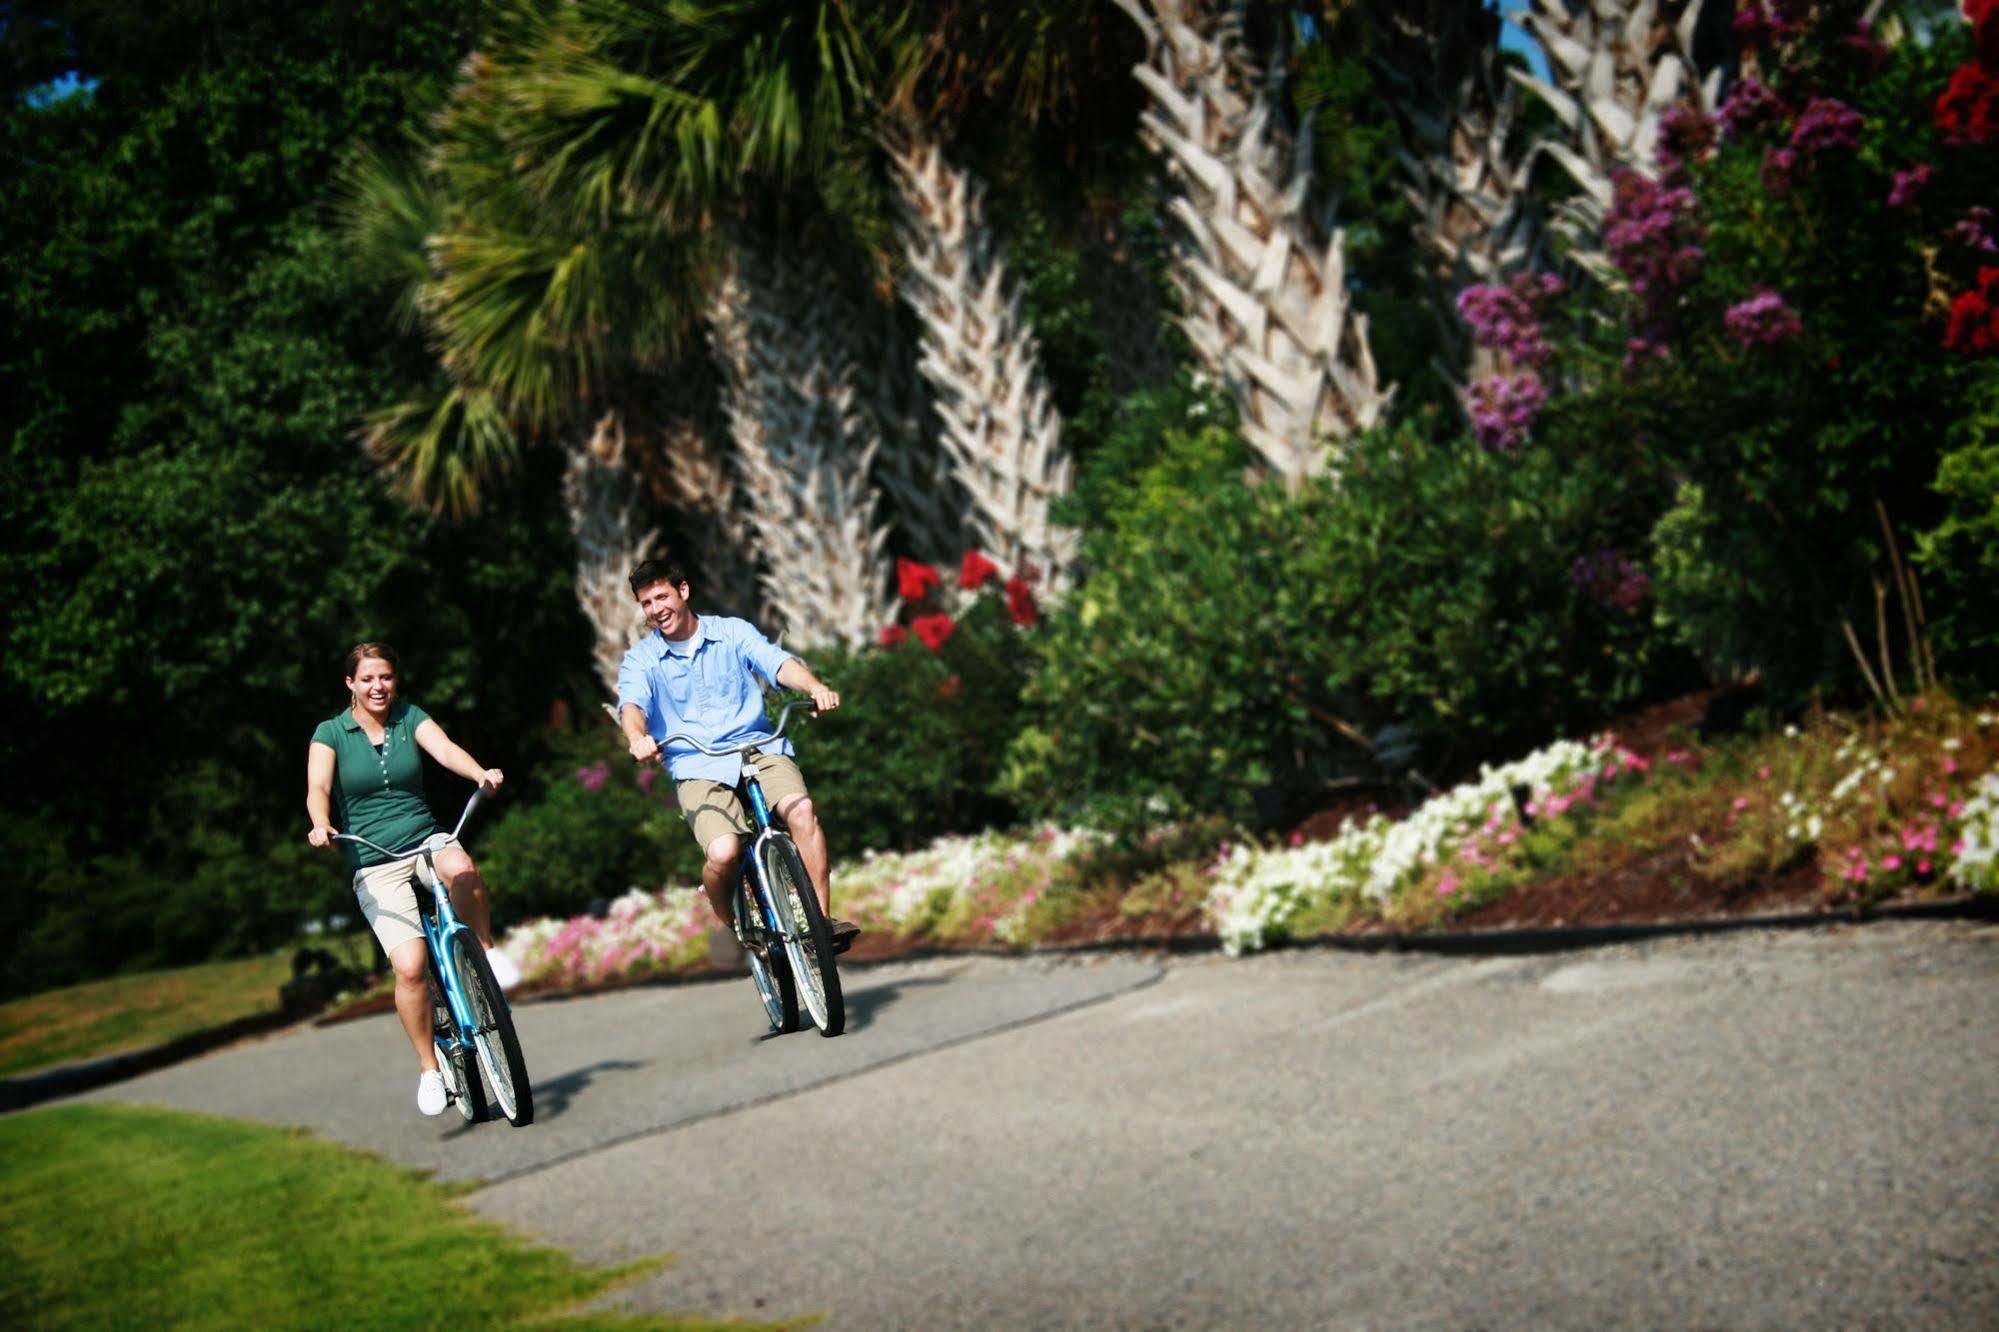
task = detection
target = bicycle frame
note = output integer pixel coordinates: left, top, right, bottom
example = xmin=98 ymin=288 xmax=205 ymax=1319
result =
xmin=332 ymin=793 xmax=486 ymax=1042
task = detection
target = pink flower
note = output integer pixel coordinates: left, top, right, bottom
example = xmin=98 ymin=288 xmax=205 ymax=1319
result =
xmin=1882 ymin=855 xmax=1903 ymax=872
xmin=1944 ymin=757 xmax=1960 ymax=775
xmin=1732 ymin=797 xmax=1750 ymax=811
xmin=1758 ymin=766 xmax=1772 ymax=779
xmin=635 ymin=766 xmax=659 ymax=796
xmin=1437 ymin=870 xmax=1460 ymax=899
xmin=575 ymin=760 xmax=609 ymax=793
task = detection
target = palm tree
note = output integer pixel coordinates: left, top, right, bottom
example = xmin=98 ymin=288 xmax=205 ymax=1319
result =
xmin=1113 ymin=0 xmax=1394 ymax=491
xmin=339 ymin=67 xmax=716 ymax=699
xmin=1508 ymin=0 xmax=1736 ymax=285
xmin=1360 ymin=0 xmax=1567 ymax=385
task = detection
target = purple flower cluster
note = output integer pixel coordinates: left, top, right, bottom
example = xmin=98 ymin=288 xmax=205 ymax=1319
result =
xmin=1789 ymin=96 xmax=1865 ymax=154
xmin=1455 ymin=273 xmax=1565 ymax=368
xmin=1655 ymin=103 xmax=1718 ymax=175
xmin=1623 ymin=337 xmax=1672 ymax=373
xmin=1761 ymin=146 xmax=1799 ymax=195
xmin=1723 ymin=288 xmax=1804 ymax=348
xmin=1733 ymin=0 xmax=1800 ymax=46
xmin=1839 ymin=19 xmax=1890 ymax=74
xmin=1468 ymin=373 xmax=1547 ymax=453
xmin=1954 ymin=206 xmax=1999 ymax=255
xmin=1888 ymin=163 xmax=1935 ymax=209
xmin=1603 ymin=170 xmax=1705 ymax=317
xmin=1572 ymin=550 xmax=1650 ymax=614
xmin=576 ymin=760 xmax=610 ymax=793
xmin=1718 ymin=78 xmax=1788 ymax=140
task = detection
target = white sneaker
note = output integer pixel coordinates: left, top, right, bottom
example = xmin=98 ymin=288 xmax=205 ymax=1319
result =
xmin=486 ymin=948 xmax=521 ymax=992
xmin=416 ymin=1070 xmax=448 ymax=1117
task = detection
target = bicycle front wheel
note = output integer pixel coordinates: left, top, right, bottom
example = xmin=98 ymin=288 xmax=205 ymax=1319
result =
xmin=738 ymin=874 xmax=799 ymax=1035
xmin=761 ymin=834 xmax=844 ymax=1037
xmin=428 ymin=957 xmax=483 ymax=1123
xmin=448 ymin=927 xmax=534 ymax=1127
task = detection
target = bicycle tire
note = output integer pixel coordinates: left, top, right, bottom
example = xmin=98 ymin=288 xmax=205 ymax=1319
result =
xmin=448 ymin=927 xmax=534 ymax=1127
xmin=761 ymin=833 xmax=844 ymax=1037
xmin=427 ymin=960 xmax=484 ymax=1123
xmin=738 ymin=874 xmax=799 ymax=1034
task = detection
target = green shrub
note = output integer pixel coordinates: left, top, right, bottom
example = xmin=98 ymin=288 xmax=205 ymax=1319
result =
xmin=1002 ymin=413 xmax=1690 ymax=833
xmin=475 ymin=726 xmax=696 ymax=923
xmin=793 ymin=585 xmax=1032 ymax=858
xmin=1917 ymin=364 xmax=1999 ymax=683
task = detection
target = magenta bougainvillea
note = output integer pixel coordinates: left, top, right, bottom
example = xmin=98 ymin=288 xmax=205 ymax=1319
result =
xmin=1724 ymin=288 xmax=1806 ymax=348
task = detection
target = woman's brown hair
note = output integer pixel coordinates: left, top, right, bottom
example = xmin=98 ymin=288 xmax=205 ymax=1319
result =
xmin=344 ymin=641 xmax=399 ymax=678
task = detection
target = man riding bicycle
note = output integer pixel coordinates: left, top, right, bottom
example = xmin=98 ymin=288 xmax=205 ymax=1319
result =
xmin=616 ymin=556 xmax=860 ymax=954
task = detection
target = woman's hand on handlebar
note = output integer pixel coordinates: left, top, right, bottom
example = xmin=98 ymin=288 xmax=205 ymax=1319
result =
xmin=478 ymin=768 xmax=505 ymax=795
xmin=307 ymin=823 xmax=334 ymax=849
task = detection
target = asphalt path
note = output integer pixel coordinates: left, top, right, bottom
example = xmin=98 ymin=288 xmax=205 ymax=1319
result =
xmin=79 ymin=921 xmax=1999 ymax=1329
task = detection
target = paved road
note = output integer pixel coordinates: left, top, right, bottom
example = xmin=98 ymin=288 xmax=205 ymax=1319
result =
xmin=83 ymin=921 xmax=1999 ymax=1329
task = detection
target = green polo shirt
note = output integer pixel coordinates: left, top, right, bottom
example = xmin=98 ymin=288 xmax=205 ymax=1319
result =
xmin=310 ymin=701 xmax=438 ymax=871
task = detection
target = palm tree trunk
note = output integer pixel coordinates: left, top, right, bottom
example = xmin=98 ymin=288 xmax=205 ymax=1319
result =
xmin=1115 ymin=0 xmax=1393 ymax=492
xmin=883 ymin=126 xmax=1080 ymax=593
xmin=1509 ymin=0 xmax=1734 ymax=285
xmin=563 ymin=410 xmax=660 ymax=700
xmin=704 ymin=241 xmax=896 ymax=650
xmin=1364 ymin=0 xmax=1565 ymax=385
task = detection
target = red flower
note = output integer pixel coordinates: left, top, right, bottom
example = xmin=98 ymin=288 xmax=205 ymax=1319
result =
xmin=879 ymin=623 xmax=910 ymax=647
xmin=1970 ymin=1 xmax=1999 ymax=67
xmin=910 ymin=613 xmax=956 ymax=651
xmin=958 ymin=549 xmax=1001 ymax=590
xmin=896 ymin=557 xmax=941 ymax=603
xmin=1944 ymin=268 xmax=1999 ymax=354
xmin=1005 ymin=576 xmax=1039 ymax=628
xmin=1936 ymin=63 xmax=1999 ymax=144
xmin=938 ymin=675 xmax=962 ymax=701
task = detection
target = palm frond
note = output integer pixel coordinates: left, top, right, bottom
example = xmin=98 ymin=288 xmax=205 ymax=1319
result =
xmin=358 ymin=381 xmax=522 ymax=518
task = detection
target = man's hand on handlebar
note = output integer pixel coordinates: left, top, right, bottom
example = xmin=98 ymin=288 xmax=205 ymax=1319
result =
xmin=628 ymin=733 xmax=662 ymax=765
xmin=805 ymin=683 xmax=840 ymax=714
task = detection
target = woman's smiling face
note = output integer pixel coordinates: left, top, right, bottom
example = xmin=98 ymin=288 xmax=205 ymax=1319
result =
xmin=346 ymin=656 xmax=397 ymax=713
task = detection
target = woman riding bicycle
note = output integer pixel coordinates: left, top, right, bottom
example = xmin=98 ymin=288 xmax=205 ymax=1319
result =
xmin=304 ymin=641 xmax=519 ymax=1117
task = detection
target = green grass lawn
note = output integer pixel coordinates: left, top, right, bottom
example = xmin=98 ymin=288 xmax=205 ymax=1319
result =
xmin=0 ymin=1103 xmax=768 ymax=1331
xmin=0 ymin=950 xmax=330 ymax=1080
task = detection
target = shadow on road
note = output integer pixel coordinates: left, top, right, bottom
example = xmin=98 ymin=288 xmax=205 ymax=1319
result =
xmin=838 ymin=970 xmax=955 ymax=1035
xmin=516 ymin=1057 xmax=646 ymax=1123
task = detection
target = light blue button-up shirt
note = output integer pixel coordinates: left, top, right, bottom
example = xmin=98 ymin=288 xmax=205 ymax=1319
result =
xmin=616 ymin=615 xmax=797 ymax=785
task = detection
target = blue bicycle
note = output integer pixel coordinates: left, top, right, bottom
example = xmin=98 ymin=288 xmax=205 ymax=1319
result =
xmin=332 ymin=792 xmax=534 ymax=1125
xmin=657 ymin=698 xmax=845 ymax=1038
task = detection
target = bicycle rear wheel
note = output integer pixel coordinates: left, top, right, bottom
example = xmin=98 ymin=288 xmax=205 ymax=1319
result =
xmin=427 ymin=958 xmax=484 ymax=1123
xmin=738 ymin=873 xmax=799 ymax=1034
xmin=448 ymin=927 xmax=534 ymax=1127
xmin=761 ymin=833 xmax=843 ymax=1037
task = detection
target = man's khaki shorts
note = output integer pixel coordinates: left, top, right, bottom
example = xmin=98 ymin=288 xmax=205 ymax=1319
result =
xmin=351 ymin=832 xmax=452 ymax=956
xmin=675 ymin=752 xmax=809 ymax=853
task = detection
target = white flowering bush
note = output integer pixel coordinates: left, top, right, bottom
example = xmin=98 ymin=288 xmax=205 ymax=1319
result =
xmin=835 ymin=825 xmax=1104 ymax=942
xmin=1948 ymin=772 xmax=1999 ymax=893
xmin=1206 ymin=735 xmax=1647 ymax=954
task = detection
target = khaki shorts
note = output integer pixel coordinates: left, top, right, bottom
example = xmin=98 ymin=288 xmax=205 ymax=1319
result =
xmin=676 ymin=752 xmax=809 ymax=853
xmin=351 ymin=833 xmax=451 ymax=956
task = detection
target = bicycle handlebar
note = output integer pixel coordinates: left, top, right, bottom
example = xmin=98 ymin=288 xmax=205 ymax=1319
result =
xmin=602 ymin=695 xmax=816 ymax=760
xmin=328 ymin=788 xmax=486 ymax=862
